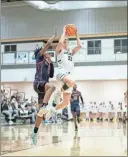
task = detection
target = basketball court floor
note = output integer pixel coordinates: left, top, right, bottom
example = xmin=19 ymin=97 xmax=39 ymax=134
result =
xmin=1 ymin=121 xmax=127 ymax=156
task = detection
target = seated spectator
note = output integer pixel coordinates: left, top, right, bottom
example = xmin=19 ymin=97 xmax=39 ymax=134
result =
xmin=24 ymin=103 xmax=36 ymax=124
xmin=10 ymin=97 xmax=19 ymax=121
xmin=1 ymin=99 xmax=13 ymax=124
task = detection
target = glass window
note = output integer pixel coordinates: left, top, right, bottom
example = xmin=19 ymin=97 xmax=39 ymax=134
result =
xmin=114 ymin=39 xmax=127 ymax=54
xmin=95 ymin=40 xmax=101 ymax=48
xmin=4 ymin=45 xmax=10 ymax=52
xmin=122 ymin=39 xmax=127 ymax=47
xmin=11 ymin=45 xmax=16 ymax=52
xmin=88 ymin=49 xmax=94 ymax=54
xmin=114 ymin=48 xmax=121 ymax=54
xmin=114 ymin=40 xmax=121 ymax=47
xmin=88 ymin=41 xmax=94 ymax=47
xmin=87 ymin=40 xmax=101 ymax=55
xmin=4 ymin=45 xmax=17 ymax=53
xmin=122 ymin=47 xmax=127 ymax=53
xmin=95 ymin=48 xmax=101 ymax=54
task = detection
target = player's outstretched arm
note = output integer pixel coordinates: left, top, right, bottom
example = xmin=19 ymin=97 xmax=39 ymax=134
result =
xmin=56 ymin=26 xmax=66 ymax=55
xmin=72 ymin=30 xmax=82 ymax=55
xmin=40 ymin=30 xmax=57 ymax=56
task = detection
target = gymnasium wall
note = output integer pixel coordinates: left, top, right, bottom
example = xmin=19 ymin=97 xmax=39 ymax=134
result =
xmin=1 ymin=80 xmax=127 ymax=103
xmin=1 ymin=65 xmax=127 ymax=82
xmin=1 ymin=5 xmax=127 ymax=39
xmin=1 ymin=37 xmax=127 ymax=63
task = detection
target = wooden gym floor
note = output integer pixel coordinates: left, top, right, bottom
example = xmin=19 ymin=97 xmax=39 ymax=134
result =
xmin=1 ymin=121 xmax=127 ymax=156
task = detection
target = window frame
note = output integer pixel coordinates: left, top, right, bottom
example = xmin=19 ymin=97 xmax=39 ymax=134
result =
xmin=114 ymin=39 xmax=127 ymax=54
xmin=87 ymin=40 xmax=101 ymax=55
xmin=4 ymin=45 xmax=17 ymax=53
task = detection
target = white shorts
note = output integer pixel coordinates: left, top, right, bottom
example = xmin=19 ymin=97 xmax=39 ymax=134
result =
xmin=56 ymin=68 xmax=73 ymax=81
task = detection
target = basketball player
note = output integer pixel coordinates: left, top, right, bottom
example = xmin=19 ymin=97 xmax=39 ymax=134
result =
xmin=70 ymin=84 xmax=84 ymax=131
xmin=123 ymin=90 xmax=127 ymax=123
xmin=53 ymin=25 xmax=82 ymax=111
xmin=31 ymin=33 xmax=57 ymax=145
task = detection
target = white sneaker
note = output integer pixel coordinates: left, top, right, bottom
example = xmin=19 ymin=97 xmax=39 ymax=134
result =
xmin=9 ymin=120 xmax=13 ymax=125
xmin=31 ymin=130 xmax=37 ymax=145
xmin=54 ymin=90 xmax=62 ymax=105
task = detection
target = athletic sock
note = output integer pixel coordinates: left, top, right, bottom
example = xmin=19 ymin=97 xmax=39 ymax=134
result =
xmin=34 ymin=127 xmax=38 ymax=133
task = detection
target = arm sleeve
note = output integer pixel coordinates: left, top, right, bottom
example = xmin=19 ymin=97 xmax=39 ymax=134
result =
xmin=49 ymin=63 xmax=54 ymax=78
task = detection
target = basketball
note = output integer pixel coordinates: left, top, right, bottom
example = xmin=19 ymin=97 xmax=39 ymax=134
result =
xmin=66 ymin=24 xmax=77 ymax=36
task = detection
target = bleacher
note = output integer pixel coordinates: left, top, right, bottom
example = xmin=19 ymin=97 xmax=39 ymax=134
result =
xmin=1 ymin=86 xmax=36 ymax=126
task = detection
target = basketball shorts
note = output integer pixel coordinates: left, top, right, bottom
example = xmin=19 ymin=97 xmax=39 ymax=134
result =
xmin=33 ymin=81 xmax=47 ymax=104
xmin=71 ymin=104 xmax=80 ymax=115
xmin=56 ymin=68 xmax=71 ymax=81
xmin=56 ymin=68 xmax=74 ymax=93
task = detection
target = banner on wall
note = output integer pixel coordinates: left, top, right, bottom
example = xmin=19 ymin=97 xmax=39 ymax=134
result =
xmin=16 ymin=52 xmax=28 ymax=64
xmin=47 ymin=51 xmax=56 ymax=62
xmin=29 ymin=51 xmax=35 ymax=63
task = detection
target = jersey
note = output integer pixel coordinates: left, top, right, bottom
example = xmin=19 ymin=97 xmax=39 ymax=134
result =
xmin=71 ymin=90 xmax=81 ymax=105
xmin=34 ymin=51 xmax=50 ymax=83
xmin=57 ymin=48 xmax=74 ymax=73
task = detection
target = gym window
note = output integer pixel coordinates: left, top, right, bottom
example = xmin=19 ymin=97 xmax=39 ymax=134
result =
xmin=87 ymin=40 xmax=101 ymax=55
xmin=114 ymin=39 xmax=127 ymax=54
xmin=4 ymin=45 xmax=17 ymax=53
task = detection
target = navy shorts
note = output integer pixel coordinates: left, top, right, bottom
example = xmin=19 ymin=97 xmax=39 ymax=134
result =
xmin=71 ymin=104 xmax=80 ymax=115
xmin=33 ymin=81 xmax=47 ymax=104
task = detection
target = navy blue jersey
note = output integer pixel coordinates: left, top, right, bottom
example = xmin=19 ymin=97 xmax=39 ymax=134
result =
xmin=34 ymin=51 xmax=53 ymax=83
xmin=71 ymin=90 xmax=82 ymax=105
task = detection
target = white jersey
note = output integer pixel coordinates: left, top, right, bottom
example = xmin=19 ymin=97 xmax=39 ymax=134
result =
xmin=57 ymin=49 xmax=74 ymax=73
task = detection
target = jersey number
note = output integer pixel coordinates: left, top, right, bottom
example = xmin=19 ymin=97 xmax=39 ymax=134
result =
xmin=68 ymin=56 xmax=72 ymax=61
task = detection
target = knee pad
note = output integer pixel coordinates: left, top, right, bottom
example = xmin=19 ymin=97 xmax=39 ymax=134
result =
xmin=62 ymin=83 xmax=70 ymax=91
xmin=63 ymin=87 xmax=73 ymax=94
xmin=37 ymin=106 xmax=48 ymax=117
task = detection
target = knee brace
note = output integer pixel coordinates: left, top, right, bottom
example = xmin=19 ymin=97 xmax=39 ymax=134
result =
xmin=37 ymin=104 xmax=48 ymax=117
xmin=62 ymin=83 xmax=70 ymax=91
xmin=63 ymin=87 xmax=73 ymax=94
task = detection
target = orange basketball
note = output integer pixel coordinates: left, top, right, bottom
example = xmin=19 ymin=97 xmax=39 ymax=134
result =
xmin=65 ymin=24 xmax=77 ymax=36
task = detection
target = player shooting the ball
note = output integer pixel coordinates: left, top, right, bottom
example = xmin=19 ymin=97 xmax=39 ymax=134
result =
xmin=53 ymin=24 xmax=82 ymax=110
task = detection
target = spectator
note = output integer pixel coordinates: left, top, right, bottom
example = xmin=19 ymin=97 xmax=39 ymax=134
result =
xmin=1 ymin=99 xmax=13 ymax=124
xmin=24 ymin=103 xmax=36 ymax=124
xmin=10 ymin=97 xmax=19 ymax=120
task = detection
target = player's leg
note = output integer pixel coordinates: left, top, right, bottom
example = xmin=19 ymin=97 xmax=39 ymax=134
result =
xmin=34 ymin=82 xmax=55 ymax=127
xmin=71 ymin=105 xmax=78 ymax=131
xmin=76 ymin=105 xmax=80 ymax=124
xmin=61 ymin=75 xmax=75 ymax=91
xmin=55 ymin=92 xmax=71 ymax=110
xmin=32 ymin=82 xmax=55 ymax=144
xmin=53 ymin=73 xmax=75 ymax=106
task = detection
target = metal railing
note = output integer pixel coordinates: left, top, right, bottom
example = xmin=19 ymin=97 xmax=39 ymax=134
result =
xmin=0 ymin=47 xmax=127 ymax=65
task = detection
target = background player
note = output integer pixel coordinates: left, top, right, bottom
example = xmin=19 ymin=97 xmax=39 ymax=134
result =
xmin=32 ymin=33 xmax=57 ymax=145
xmin=53 ymin=25 xmax=82 ymax=111
xmin=123 ymin=90 xmax=127 ymax=123
xmin=70 ymin=84 xmax=84 ymax=131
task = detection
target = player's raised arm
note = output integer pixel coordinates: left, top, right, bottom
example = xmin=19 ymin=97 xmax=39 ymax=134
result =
xmin=72 ymin=30 xmax=82 ymax=55
xmin=56 ymin=26 xmax=66 ymax=54
xmin=40 ymin=30 xmax=57 ymax=56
